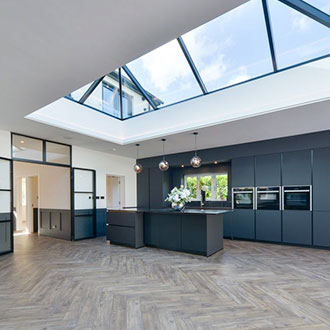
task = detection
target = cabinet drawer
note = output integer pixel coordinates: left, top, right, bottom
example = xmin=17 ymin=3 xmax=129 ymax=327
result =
xmin=107 ymin=212 xmax=135 ymax=227
xmin=107 ymin=225 xmax=135 ymax=246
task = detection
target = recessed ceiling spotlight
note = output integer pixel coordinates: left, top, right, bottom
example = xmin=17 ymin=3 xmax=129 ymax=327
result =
xmin=181 ymin=164 xmax=185 ymax=168
xmin=112 ymin=148 xmax=117 ymax=151
xmin=20 ymin=140 xmax=24 ymax=144
xmin=214 ymin=161 xmax=218 ymax=165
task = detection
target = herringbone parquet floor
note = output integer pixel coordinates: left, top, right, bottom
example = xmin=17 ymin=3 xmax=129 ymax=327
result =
xmin=1 ymin=235 xmax=330 ymax=329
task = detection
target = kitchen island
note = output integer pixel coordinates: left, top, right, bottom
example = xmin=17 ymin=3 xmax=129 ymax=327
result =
xmin=107 ymin=208 xmax=230 ymax=256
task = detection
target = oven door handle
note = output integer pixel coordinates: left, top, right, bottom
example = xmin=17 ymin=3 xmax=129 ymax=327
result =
xmin=280 ymin=186 xmax=284 ymax=211
xmin=257 ymin=191 xmax=280 ymax=194
xmin=284 ymin=190 xmax=311 ymax=193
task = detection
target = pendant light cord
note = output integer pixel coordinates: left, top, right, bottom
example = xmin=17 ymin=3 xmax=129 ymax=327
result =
xmin=194 ymin=133 xmax=197 ymax=157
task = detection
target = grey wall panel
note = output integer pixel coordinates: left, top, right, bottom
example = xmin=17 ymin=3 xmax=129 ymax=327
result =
xmin=96 ymin=209 xmax=106 ymax=237
xmin=0 ymin=221 xmax=11 ymax=254
xmin=232 ymin=210 xmax=255 ymax=239
xmin=282 ymin=211 xmax=312 ymax=245
xmin=137 ymin=168 xmax=149 ymax=208
xmin=232 ymin=157 xmax=254 ymax=187
xmin=313 ymin=148 xmax=330 ymax=211
xmin=313 ymin=211 xmax=330 ymax=247
xmin=256 ymin=210 xmax=281 ymax=242
xmin=282 ymin=150 xmax=312 ymax=185
xmin=223 ymin=212 xmax=232 ymax=238
xmin=0 ymin=213 xmax=11 ymax=222
xmin=40 ymin=209 xmax=71 ymax=240
xmin=181 ymin=214 xmax=206 ymax=253
xmin=255 ymin=153 xmax=281 ymax=187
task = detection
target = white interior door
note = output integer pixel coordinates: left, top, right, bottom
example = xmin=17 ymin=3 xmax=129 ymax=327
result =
xmin=0 ymin=158 xmax=12 ymax=254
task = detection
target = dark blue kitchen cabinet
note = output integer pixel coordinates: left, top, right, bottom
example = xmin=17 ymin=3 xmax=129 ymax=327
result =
xmin=313 ymin=147 xmax=330 ymax=211
xmin=223 ymin=212 xmax=232 ymax=238
xmin=158 ymin=214 xmax=181 ymax=250
xmin=232 ymin=210 xmax=255 ymax=240
xmin=137 ymin=168 xmax=150 ymax=208
xmin=282 ymin=150 xmax=312 ymax=186
xmin=255 ymin=153 xmax=281 ymax=187
xmin=144 ymin=213 xmax=159 ymax=246
xmin=256 ymin=210 xmax=281 ymax=242
xmin=282 ymin=210 xmax=312 ymax=245
xmin=231 ymin=157 xmax=254 ymax=187
xmin=313 ymin=211 xmax=330 ymax=247
xmin=149 ymin=168 xmax=170 ymax=209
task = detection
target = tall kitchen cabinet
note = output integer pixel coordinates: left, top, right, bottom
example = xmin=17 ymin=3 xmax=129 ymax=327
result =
xmin=149 ymin=168 xmax=170 ymax=209
xmin=282 ymin=150 xmax=312 ymax=245
xmin=231 ymin=157 xmax=255 ymax=240
xmin=137 ymin=168 xmax=150 ymax=208
xmin=313 ymin=147 xmax=330 ymax=247
xmin=255 ymin=153 xmax=282 ymax=242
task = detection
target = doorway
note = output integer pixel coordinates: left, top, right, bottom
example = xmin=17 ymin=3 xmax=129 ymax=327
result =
xmin=14 ymin=175 xmax=38 ymax=235
xmin=106 ymin=175 xmax=125 ymax=209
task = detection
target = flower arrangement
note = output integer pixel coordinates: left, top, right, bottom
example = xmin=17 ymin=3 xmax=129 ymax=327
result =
xmin=165 ymin=185 xmax=191 ymax=210
xmin=201 ymin=185 xmax=209 ymax=192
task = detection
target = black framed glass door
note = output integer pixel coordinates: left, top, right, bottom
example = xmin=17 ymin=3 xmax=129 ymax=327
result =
xmin=72 ymin=168 xmax=96 ymax=240
xmin=0 ymin=157 xmax=13 ymax=255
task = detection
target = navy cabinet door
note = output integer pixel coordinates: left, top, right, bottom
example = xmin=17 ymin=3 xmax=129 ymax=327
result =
xmin=232 ymin=210 xmax=255 ymax=239
xmin=256 ymin=210 xmax=281 ymax=242
xmin=137 ymin=168 xmax=149 ymax=208
xmin=282 ymin=150 xmax=312 ymax=185
xmin=149 ymin=168 xmax=170 ymax=209
xmin=255 ymin=154 xmax=281 ymax=187
xmin=231 ymin=157 xmax=255 ymax=187
xmin=223 ymin=212 xmax=232 ymax=238
xmin=282 ymin=210 xmax=312 ymax=245
xmin=313 ymin=211 xmax=330 ymax=247
xmin=313 ymin=148 xmax=330 ymax=211
xmin=158 ymin=214 xmax=181 ymax=250
xmin=143 ymin=213 xmax=159 ymax=246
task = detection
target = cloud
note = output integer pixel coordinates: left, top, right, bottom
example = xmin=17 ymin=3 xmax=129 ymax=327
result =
xmin=226 ymin=66 xmax=250 ymax=86
xmin=293 ymin=16 xmax=311 ymax=32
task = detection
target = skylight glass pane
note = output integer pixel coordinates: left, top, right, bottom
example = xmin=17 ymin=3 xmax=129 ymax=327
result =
xmin=181 ymin=0 xmax=273 ymax=92
xmin=69 ymin=82 xmax=92 ymax=101
xmin=126 ymin=40 xmax=203 ymax=107
xmin=84 ymin=70 xmax=121 ymax=118
xmin=121 ymin=70 xmax=153 ymax=119
xmin=305 ymin=0 xmax=330 ymax=15
xmin=268 ymin=0 xmax=330 ymax=69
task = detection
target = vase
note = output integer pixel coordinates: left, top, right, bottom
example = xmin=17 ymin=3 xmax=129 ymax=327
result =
xmin=201 ymin=190 xmax=206 ymax=208
xmin=172 ymin=202 xmax=185 ymax=211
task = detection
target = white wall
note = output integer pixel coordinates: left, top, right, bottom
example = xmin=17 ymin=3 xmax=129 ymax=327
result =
xmin=14 ymin=162 xmax=71 ymax=209
xmin=72 ymin=146 xmax=136 ymax=209
xmin=0 ymin=130 xmax=11 ymax=158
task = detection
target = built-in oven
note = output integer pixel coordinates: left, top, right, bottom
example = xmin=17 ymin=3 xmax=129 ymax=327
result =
xmin=232 ymin=187 xmax=255 ymax=210
xmin=282 ymin=186 xmax=312 ymax=211
xmin=256 ymin=187 xmax=280 ymax=210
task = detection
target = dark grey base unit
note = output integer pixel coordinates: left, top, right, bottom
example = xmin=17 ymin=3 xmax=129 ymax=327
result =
xmin=232 ymin=210 xmax=255 ymax=240
xmin=223 ymin=212 xmax=232 ymax=238
xmin=144 ymin=212 xmax=223 ymax=257
xmin=313 ymin=211 xmax=330 ymax=248
xmin=256 ymin=210 xmax=281 ymax=243
xmin=282 ymin=210 xmax=312 ymax=246
xmin=40 ymin=209 xmax=72 ymax=241
xmin=107 ymin=211 xmax=144 ymax=248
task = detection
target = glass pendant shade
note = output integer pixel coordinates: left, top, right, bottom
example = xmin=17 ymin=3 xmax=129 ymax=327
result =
xmin=190 ymin=155 xmax=202 ymax=168
xmin=159 ymin=159 xmax=169 ymax=171
xmin=134 ymin=163 xmax=143 ymax=173
xmin=159 ymin=138 xmax=169 ymax=171
xmin=134 ymin=144 xmax=143 ymax=173
xmin=190 ymin=132 xmax=202 ymax=168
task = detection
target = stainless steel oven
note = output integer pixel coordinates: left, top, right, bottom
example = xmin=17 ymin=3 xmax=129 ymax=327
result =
xmin=232 ymin=187 xmax=255 ymax=210
xmin=256 ymin=187 xmax=280 ymax=210
xmin=282 ymin=186 xmax=312 ymax=211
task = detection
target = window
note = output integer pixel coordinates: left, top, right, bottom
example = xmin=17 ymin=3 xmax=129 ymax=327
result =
xmin=12 ymin=135 xmax=43 ymax=161
xmin=181 ymin=0 xmax=273 ymax=92
xmin=45 ymin=142 xmax=71 ymax=165
xmin=102 ymin=83 xmax=121 ymax=117
xmin=184 ymin=173 xmax=228 ymax=201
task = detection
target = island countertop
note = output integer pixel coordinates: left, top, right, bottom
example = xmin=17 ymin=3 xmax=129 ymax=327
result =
xmin=107 ymin=208 xmax=231 ymax=215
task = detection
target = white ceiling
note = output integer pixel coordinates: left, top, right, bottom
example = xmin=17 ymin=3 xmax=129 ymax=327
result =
xmin=1 ymin=0 xmax=330 ymax=160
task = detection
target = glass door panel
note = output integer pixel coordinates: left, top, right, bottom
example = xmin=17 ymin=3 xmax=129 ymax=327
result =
xmin=73 ymin=168 xmax=95 ymax=240
xmin=0 ymin=158 xmax=12 ymax=255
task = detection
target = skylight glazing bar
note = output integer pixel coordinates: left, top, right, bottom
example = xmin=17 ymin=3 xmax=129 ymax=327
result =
xmin=78 ymin=76 xmax=104 ymax=104
xmin=118 ymin=68 xmax=124 ymax=120
xmin=122 ymin=65 xmax=157 ymax=110
xmin=177 ymin=37 xmax=208 ymax=95
xmin=278 ymin=0 xmax=330 ymax=28
xmin=262 ymin=0 xmax=278 ymax=71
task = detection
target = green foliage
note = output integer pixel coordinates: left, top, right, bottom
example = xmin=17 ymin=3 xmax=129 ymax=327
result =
xmin=199 ymin=176 xmax=212 ymax=199
xmin=186 ymin=176 xmax=197 ymax=199
xmin=216 ymin=174 xmax=228 ymax=201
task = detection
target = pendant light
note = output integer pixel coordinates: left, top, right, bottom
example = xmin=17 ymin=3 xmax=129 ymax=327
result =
xmin=133 ymin=144 xmax=143 ymax=174
xmin=190 ymin=132 xmax=202 ymax=168
xmin=159 ymin=139 xmax=169 ymax=171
